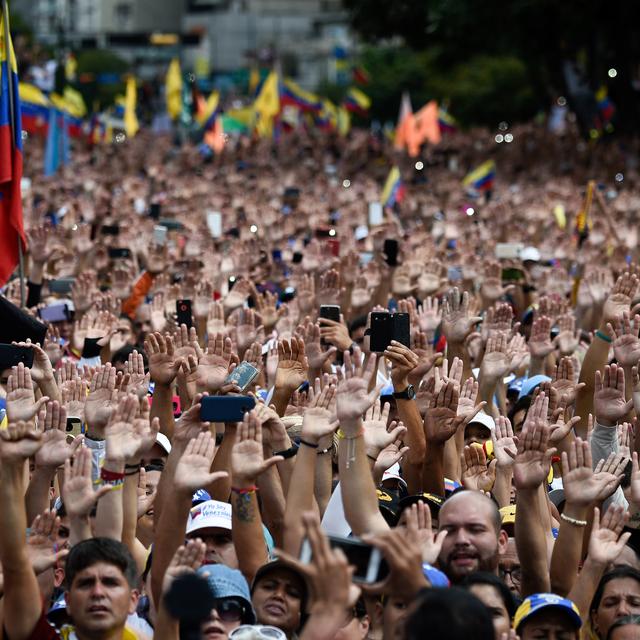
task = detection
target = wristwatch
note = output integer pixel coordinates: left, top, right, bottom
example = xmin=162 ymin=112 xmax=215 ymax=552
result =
xmin=393 ymin=385 xmax=416 ymax=400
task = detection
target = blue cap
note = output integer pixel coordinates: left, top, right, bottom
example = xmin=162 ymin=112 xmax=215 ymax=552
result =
xmin=514 ymin=593 xmax=581 ymax=631
xmin=517 ymin=375 xmax=551 ymax=400
xmin=422 ymin=563 xmax=450 ymax=588
xmin=198 ymin=565 xmax=256 ymax=623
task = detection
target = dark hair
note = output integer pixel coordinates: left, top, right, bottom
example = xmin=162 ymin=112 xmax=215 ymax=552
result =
xmin=112 ymin=344 xmax=147 ymax=368
xmin=591 ymin=567 xmax=640 ymax=613
xmin=349 ymin=314 xmax=369 ymax=333
xmin=508 ymin=395 xmax=532 ymax=426
xmin=65 ymin=538 xmax=138 ymax=589
xmin=405 ymin=587 xmax=494 ymax=640
xmin=462 ymin=572 xmax=517 ymax=618
xmin=607 ymin=615 xmax=640 ymax=639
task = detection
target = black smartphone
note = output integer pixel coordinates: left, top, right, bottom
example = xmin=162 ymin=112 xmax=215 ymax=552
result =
xmin=149 ymin=203 xmax=161 ymax=219
xmin=159 ymin=218 xmax=184 ymax=231
xmin=224 ymin=362 xmax=260 ymax=391
xmin=369 ymin=312 xmax=410 ymax=352
xmin=0 ymin=344 xmax=35 ymax=369
xmin=300 ymin=535 xmax=389 ymax=585
xmin=39 ymin=303 xmax=71 ymax=323
xmin=48 ymin=277 xmax=75 ymax=295
xmin=176 ymin=300 xmax=193 ymax=329
xmin=108 ymin=247 xmax=132 ymax=259
xmin=392 ymin=312 xmax=411 ymax=348
xmin=319 ymin=305 xmax=341 ymax=323
xmin=383 ymin=239 xmax=399 ymax=267
xmin=200 ymin=395 xmax=256 ymax=423
xmin=292 ymin=252 xmax=303 ymax=264
xmin=101 ymin=224 xmax=120 ymax=236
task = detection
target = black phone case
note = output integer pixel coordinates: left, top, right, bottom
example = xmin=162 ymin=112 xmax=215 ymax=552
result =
xmin=319 ymin=305 xmax=341 ymax=322
xmin=369 ymin=313 xmax=392 ymax=352
xmin=392 ymin=312 xmax=411 ymax=348
xmin=0 ymin=345 xmax=35 ymax=369
xmin=200 ymin=396 xmax=256 ymax=423
xmin=176 ymin=300 xmax=193 ymax=329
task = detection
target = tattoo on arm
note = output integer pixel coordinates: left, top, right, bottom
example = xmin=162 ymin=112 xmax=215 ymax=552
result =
xmin=234 ymin=493 xmax=255 ymax=523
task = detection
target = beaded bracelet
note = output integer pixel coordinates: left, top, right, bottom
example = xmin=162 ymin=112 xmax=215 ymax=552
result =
xmin=560 ymin=512 xmax=587 ymax=527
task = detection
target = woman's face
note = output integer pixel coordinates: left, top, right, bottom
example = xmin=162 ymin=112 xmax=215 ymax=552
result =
xmin=199 ymin=607 xmax=242 ymax=640
xmin=592 ymin=577 xmax=640 ymax=638
xmin=469 ymin=584 xmax=511 ymax=640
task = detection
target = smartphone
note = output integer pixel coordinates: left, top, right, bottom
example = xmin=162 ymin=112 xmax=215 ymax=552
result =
xmin=206 ymin=211 xmax=222 ymax=238
xmin=108 ymin=247 xmax=132 ymax=259
xmin=66 ymin=416 xmax=83 ymax=437
xmin=502 ymin=267 xmax=525 ymax=281
xmin=48 ymin=277 xmax=75 ymax=295
xmin=176 ymin=300 xmax=193 ymax=329
xmin=369 ymin=312 xmax=410 ymax=352
xmin=368 ymin=201 xmax=383 ymax=226
xmin=153 ymin=225 xmax=168 ymax=246
xmin=383 ymin=239 xmax=399 ymax=267
xmin=292 ymin=252 xmax=303 ymax=264
xmin=149 ymin=203 xmax=161 ymax=219
xmin=495 ymin=243 xmax=524 ymax=260
xmin=159 ymin=218 xmax=184 ymax=231
xmin=224 ymin=362 xmax=260 ymax=391
xmin=300 ymin=535 xmax=389 ymax=585
xmin=101 ymin=224 xmax=120 ymax=236
xmin=200 ymin=395 xmax=256 ymax=423
xmin=320 ymin=305 xmax=341 ymax=323
xmin=0 ymin=344 xmax=35 ymax=369
xmin=39 ymin=303 xmax=71 ymax=323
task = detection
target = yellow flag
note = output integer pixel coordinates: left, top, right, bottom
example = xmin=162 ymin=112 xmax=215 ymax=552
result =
xmin=124 ymin=76 xmax=139 ymax=137
xmin=253 ymin=71 xmax=280 ymax=137
xmin=63 ymin=85 xmax=87 ymax=117
xmin=166 ymin=58 xmax=182 ymax=120
xmin=337 ymin=105 xmax=351 ymax=136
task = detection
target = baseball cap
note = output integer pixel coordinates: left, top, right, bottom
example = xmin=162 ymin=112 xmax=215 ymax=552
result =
xmin=155 ymin=432 xmax=171 ymax=455
xmin=513 ymin=593 xmax=581 ymax=632
xmin=500 ymin=505 xmax=516 ymax=535
xmin=381 ymin=462 xmax=408 ymax=492
xmin=422 ymin=562 xmax=450 ymax=588
xmin=398 ymin=493 xmax=444 ymax=520
xmin=548 ymin=489 xmax=566 ymax=509
xmin=520 ymin=246 xmax=541 ymax=262
xmin=517 ymin=375 xmax=551 ymax=400
xmin=466 ymin=411 xmax=495 ymax=433
xmin=198 ymin=564 xmax=256 ymax=624
xmin=377 ymin=488 xmax=401 ymax=525
xmin=186 ymin=500 xmax=232 ymax=535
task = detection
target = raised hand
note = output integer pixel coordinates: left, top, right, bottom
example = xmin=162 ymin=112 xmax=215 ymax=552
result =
xmin=6 ymin=363 xmax=48 ymax=423
xmin=481 ymin=261 xmax=510 ymax=303
xmin=441 ymin=288 xmax=482 ymax=344
xmin=84 ymin=364 xmax=117 ymax=432
xmin=555 ymin=314 xmax=580 ymax=356
xmin=35 ymin=401 xmax=83 ymax=468
xmin=194 ymin=334 xmax=234 ymax=393
xmin=13 ymin=340 xmax=55 ymax=386
xmin=363 ymin=401 xmax=406 ymax=459
xmin=480 ymin=332 xmax=510 ymax=382
xmin=602 ymin=272 xmax=639 ymax=325
xmin=26 ymin=510 xmax=69 ymax=574
xmin=424 ymin=381 xmax=466 ymax=444
xmin=162 ymin=539 xmax=207 ymax=598
xmin=231 ymin=411 xmax=282 ymax=486
xmin=482 ymin=302 xmax=513 ymax=342
xmin=173 ymin=394 xmax=210 ymax=445
xmin=608 ymin=312 xmax=640 ymax=367
xmin=275 ymin=337 xmax=308 ymax=392
xmin=61 ymin=379 xmax=88 ymax=422
xmin=384 ymin=341 xmax=419 ymax=390
xmin=317 ymin=269 xmax=342 ymax=306
xmin=587 ymin=506 xmax=631 ymax=567
xmin=223 ymin=278 xmax=252 ymax=312
xmin=145 ymin=332 xmax=182 ymax=386
xmin=301 ymin=385 xmax=338 ymax=445
xmin=594 ymin=364 xmax=633 ymax=427
xmin=124 ymin=349 xmax=150 ymax=398
xmin=335 ymin=348 xmax=380 ymax=430
xmin=234 ymin=308 xmax=264 ymax=357
xmin=296 ymin=274 xmax=317 ymax=315
xmin=550 ymin=356 xmax=584 ymax=406
xmin=417 ymin=297 xmax=442 ymax=336
xmin=491 ymin=416 xmax=518 ymax=469
xmin=174 ymin=431 xmax=227 ymax=494
xmin=0 ymin=421 xmax=43 ymax=463
xmin=105 ymin=394 xmax=143 ymax=463
xmin=461 ymin=445 xmax=497 ymax=492
xmin=528 ymin=315 xmax=554 ymax=359
xmin=63 ymin=446 xmax=113 ymax=518
xmin=301 ymin=319 xmax=336 ymax=373
xmin=150 ymin=293 xmax=167 ymax=333
xmin=207 ymin=301 xmax=227 ymax=335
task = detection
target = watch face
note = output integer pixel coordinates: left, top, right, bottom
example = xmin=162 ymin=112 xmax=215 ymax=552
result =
xmin=407 ymin=385 xmax=416 ymax=399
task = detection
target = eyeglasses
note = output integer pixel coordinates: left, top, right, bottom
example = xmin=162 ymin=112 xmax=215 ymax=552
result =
xmin=229 ymin=626 xmax=287 ymax=640
xmin=499 ymin=566 xmax=522 ymax=584
xmin=212 ymin=598 xmax=246 ymax=623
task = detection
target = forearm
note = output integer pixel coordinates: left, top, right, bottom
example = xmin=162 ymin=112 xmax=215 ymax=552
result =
xmin=25 ymin=466 xmax=56 ymax=524
xmin=271 ymin=386 xmax=294 ymax=417
xmin=422 ymin=442 xmax=445 ymax=496
xmin=396 ymin=399 xmax=426 ymax=465
xmin=122 ymin=467 xmax=140 ymax=548
xmin=256 ymin=465 xmax=286 ymax=549
xmin=550 ymin=503 xmax=589 ymax=596
xmin=270 ymin=434 xmax=295 ymax=497
xmin=231 ymin=487 xmax=269 ymax=584
xmin=528 ymin=356 xmax=545 ymax=377
xmin=69 ymin=515 xmax=92 ymax=546
xmin=448 ymin=342 xmax=472 ymax=383
xmin=314 ymin=450 xmax=333 ymax=518
xmin=95 ymin=459 xmax=124 ymax=541
xmin=443 ymin=437 xmax=461 ymax=483
xmin=151 ymin=606 xmax=179 ymax=640
xmin=300 ymin=606 xmax=349 ymax=640
xmin=151 ymin=383 xmax=176 ymax=440
xmin=36 ymin=375 xmax=61 ymax=404
xmin=154 ymin=442 xmax=185 ymax=527
xmin=567 ymin=556 xmax=606 ymax=624
xmin=338 ymin=424 xmax=389 ymax=535
xmin=493 ymin=466 xmax=513 ymax=508
xmin=478 ymin=376 xmax=499 ymax=418
xmin=207 ymin=426 xmax=234 ymax=502
xmin=516 ymin=487 xmax=551 ymax=596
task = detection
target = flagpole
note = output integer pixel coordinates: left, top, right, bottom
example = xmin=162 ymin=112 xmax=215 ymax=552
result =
xmin=2 ymin=0 xmax=26 ymax=307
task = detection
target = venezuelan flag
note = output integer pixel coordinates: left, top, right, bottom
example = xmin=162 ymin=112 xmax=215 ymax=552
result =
xmin=19 ymin=82 xmax=50 ymax=135
xmin=380 ymin=166 xmax=405 ymax=208
xmin=343 ymin=87 xmax=371 ymax=115
xmin=462 ymin=160 xmax=496 ymax=191
xmin=438 ymin=107 xmax=457 ymax=133
xmin=0 ymin=3 xmax=26 ymax=285
xmin=280 ymin=79 xmax=322 ymax=114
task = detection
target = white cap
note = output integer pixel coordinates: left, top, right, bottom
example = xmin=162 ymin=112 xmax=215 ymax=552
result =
xmin=520 ymin=246 xmax=541 ymax=262
xmin=466 ymin=411 xmax=495 ymax=433
xmin=155 ymin=433 xmax=171 ymax=455
xmin=186 ymin=500 xmax=232 ymax=535
xmin=382 ymin=462 xmax=408 ymax=488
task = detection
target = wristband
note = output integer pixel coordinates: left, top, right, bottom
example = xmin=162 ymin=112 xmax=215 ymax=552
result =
xmin=337 ymin=428 xmax=364 ymax=440
xmin=273 ymin=444 xmax=299 ymax=459
xmin=560 ymin=512 xmax=587 ymax=527
xmin=299 ymin=439 xmax=318 ymax=449
xmin=82 ymin=337 xmax=103 ymax=358
xmin=101 ymin=468 xmax=125 ymax=482
xmin=317 ymin=445 xmax=332 ymax=455
xmin=595 ymin=330 xmax=612 ymax=344
xmin=231 ymin=486 xmax=258 ymax=495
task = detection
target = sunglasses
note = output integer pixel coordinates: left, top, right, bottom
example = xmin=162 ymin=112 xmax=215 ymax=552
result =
xmin=212 ymin=598 xmax=247 ymax=623
xmin=229 ymin=625 xmax=287 ymax=640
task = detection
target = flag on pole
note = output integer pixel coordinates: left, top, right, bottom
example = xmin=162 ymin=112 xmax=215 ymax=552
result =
xmin=462 ymin=160 xmax=496 ymax=191
xmin=575 ymin=180 xmax=595 ymax=246
xmin=0 ymin=2 xmax=25 ymax=286
xmin=380 ymin=166 xmax=405 ymax=208
xmin=166 ymin=58 xmax=182 ymax=120
xmin=124 ymin=75 xmax=139 ymax=137
xmin=343 ymin=87 xmax=371 ymax=115
xmin=253 ymin=70 xmax=280 ymax=138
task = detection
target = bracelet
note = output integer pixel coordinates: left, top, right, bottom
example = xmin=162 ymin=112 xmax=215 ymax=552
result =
xmin=560 ymin=512 xmax=587 ymax=527
xmin=595 ymin=330 xmax=612 ymax=344
xmin=337 ymin=428 xmax=364 ymax=440
xmin=125 ymin=463 xmax=141 ymax=474
xmin=101 ymin=468 xmax=125 ymax=482
xmin=317 ymin=446 xmax=332 ymax=455
xmin=231 ymin=486 xmax=258 ymax=495
xmin=299 ymin=439 xmax=319 ymax=449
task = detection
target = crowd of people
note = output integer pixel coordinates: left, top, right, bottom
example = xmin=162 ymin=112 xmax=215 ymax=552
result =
xmin=2 ymin=118 xmax=640 ymax=640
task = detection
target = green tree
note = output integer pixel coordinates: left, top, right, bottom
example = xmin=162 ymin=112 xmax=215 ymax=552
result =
xmin=76 ymin=49 xmax=129 ymax=111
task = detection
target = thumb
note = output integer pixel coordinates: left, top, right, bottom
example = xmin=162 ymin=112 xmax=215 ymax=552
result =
xmin=95 ymin=484 xmax=115 ymax=500
xmin=261 ymin=455 xmax=284 ymax=472
xmin=321 ymin=347 xmax=337 ymax=363
xmin=204 ymin=471 xmax=229 ymax=485
xmin=34 ymin=396 xmax=50 ymax=413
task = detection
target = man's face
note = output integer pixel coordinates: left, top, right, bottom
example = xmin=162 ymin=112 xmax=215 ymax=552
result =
xmin=65 ymin=561 xmax=138 ymax=634
xmin=464 ymin=423 xmax=491 ymax=447
xmin=499 ymin=537 xmax=522 ymax=595
xmin=188 ymin=527 xmax=238 ymax=569
xmin=437 ymin=492 xmax=507 ymax=582
xmin=252 ymin=568 xmax=304 ymax=633
xmin=520 ymin=609 xmax=579 ymax=640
